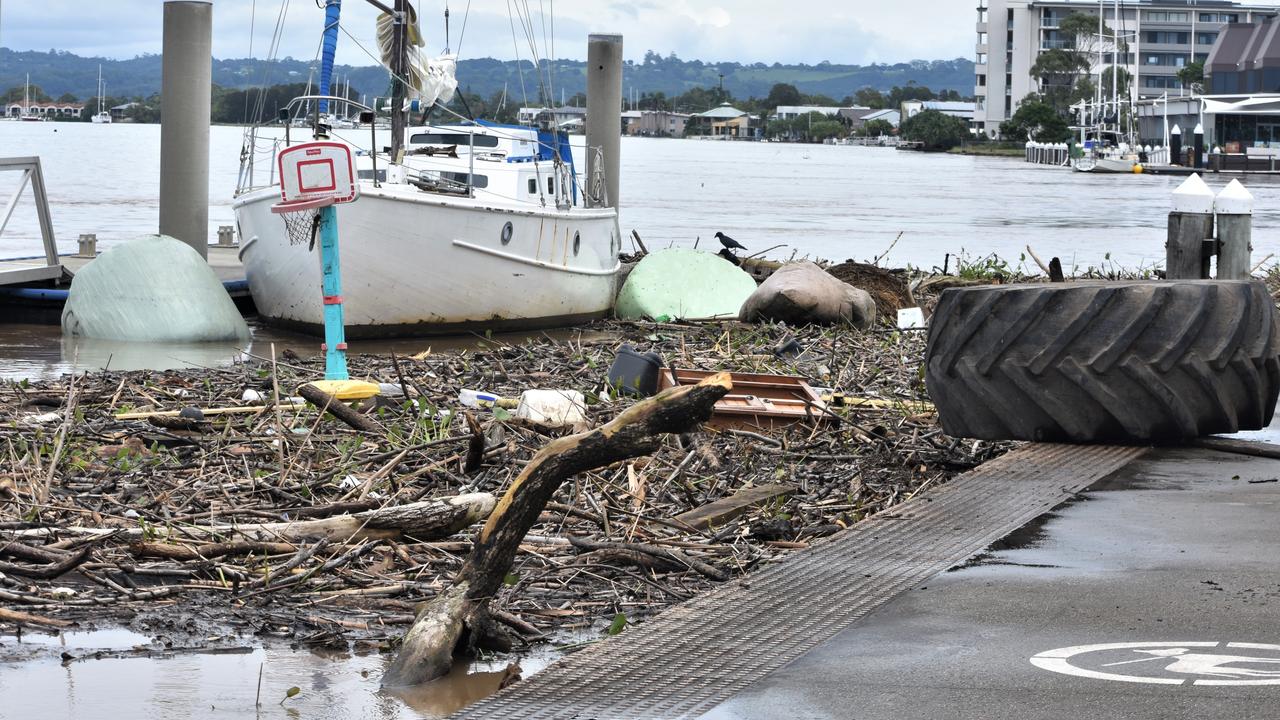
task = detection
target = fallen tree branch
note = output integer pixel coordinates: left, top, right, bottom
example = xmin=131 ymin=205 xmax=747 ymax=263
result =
xmin=383 ymin=372 xmax=733 ymax=687
xmin=298 ymin=383 xmax=381 ymax=433
xmin=7 ymin=494 xmax=495 ymax=544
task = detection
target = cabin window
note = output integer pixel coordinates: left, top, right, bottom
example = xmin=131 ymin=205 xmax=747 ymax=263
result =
xmin=546 ymin=176 xmax=555 ymax=194
xmin=408 ymin=132 xmax=500 ymax=147
xmin=573 ymin=231 xmax=581 ymax=256
xmin=528 ymin=178 xmax=538 ymax=194
xmin=440 ymin=171 xmax=489 ymax=188
xmin=501 ymin=221 xmax=514 ymax=245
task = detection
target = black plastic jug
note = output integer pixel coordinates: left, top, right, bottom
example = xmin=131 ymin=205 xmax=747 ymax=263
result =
xmin=606 ymin=344 xmax=664 ymax=397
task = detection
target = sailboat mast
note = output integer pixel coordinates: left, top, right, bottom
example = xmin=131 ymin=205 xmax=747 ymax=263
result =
xmin=317 ymin=0 xmax=343 ymax=119
xmin=390 ymin=0 xmax=407 ymax=161
xmin=1112 ymin=0 xmax=1119 ymax=135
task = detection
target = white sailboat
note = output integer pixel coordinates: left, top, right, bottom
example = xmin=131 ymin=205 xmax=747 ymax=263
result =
xmin=19 ymin=74 xmax=44 ymax=121
xmin=232 ymin=1 xmax=620 ymax=337
xmin=91 ymin=65 xmax=112 ymax=124
xmin=1072 ymin=0 xmax=1138 ymax=173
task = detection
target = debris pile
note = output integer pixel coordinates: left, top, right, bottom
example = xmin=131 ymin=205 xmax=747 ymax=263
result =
xmin=0 ymin=320 xmax=1010 ymax=657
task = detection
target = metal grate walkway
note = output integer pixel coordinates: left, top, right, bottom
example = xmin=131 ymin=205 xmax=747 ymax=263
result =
xmin=454 ymin=443 xmax=1147 ymax=720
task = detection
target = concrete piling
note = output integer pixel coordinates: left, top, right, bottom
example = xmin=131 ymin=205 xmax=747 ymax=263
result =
xmin=158 ymin=0 xmax=213 ymax=259
xmin=1215 ymin=179 xmax=1254 ymax=280
xmin=585 ymin=33 xmax=623 ymax=209
xmin=77 ymin=234 xmax=97 ymax=258
xmin=1166 ymin=173 xmax=1215 ymax=280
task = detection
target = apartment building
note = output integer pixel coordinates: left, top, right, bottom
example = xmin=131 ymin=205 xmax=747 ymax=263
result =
xmin=974 ymin=0 xmax=1279 ymax=136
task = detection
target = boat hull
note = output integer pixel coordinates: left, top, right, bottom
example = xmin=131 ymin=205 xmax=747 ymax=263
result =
xmin=1073 ymin=156 xmax=1136 ymax=173
xmin=233 ymin=184 xmax=620 ymax=337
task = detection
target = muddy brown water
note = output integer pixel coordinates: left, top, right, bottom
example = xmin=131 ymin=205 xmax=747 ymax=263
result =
xmin=0 ymin=627 xmax=572 ymax=718
xmin=0 ymin=321 xmax=609 ymax=382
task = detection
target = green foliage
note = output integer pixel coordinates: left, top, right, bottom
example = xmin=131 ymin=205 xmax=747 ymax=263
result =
xmin=1177 ymin=61 xmax=1205 ymax=90
xmin=899 ymin=109 xmax=970 ymax=150
xmin=999 ymin=99 xmax=1072 ymax=142
xmin=1 ymin=47 xmax=976 ymax=115
xmin=855 ymin=87 xmax=886 ymax=108
xmin=764 ymin=83 xmax=803 ymax=109
xmin=607 ymin=613 xmax=628 ymax=635
xmin=0 ymin=84 xmax=52 ymax=103
xmin=1030 ymin=12 xmax=1120 ymax=111
xmin=860 ymin=118 xmax=895 ymax=137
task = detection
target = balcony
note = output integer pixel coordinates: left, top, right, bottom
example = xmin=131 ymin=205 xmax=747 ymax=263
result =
xmin=1041 ymin=39 xmax=1074 ymax=50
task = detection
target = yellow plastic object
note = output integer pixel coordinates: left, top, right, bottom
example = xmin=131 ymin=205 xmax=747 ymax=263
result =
xmin=304 ymin=380 xmax=382 ymax=400
xmin=1133 ymin=164 xmax=1144 ymax=174
xmin=823 ymin=394 xmax=936 ymax=414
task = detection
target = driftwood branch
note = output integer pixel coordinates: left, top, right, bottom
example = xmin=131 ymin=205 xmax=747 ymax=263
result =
xmin=298 ymin=383 xmax=381 ymax=433
xmin=7 ymin=494 xmax=495 ymax=544
xmin=383 ymin=373 xmax=733 ymax=687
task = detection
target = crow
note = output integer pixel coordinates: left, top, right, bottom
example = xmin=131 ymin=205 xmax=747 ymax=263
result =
xmin=715 ymin=232 xmax=747 ymax=251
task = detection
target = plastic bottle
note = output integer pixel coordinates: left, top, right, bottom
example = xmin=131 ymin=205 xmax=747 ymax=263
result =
xmin=458 ymin=389 xmax=501 ymax=408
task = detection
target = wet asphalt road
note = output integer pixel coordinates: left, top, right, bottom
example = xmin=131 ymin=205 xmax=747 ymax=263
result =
xmin=700 ymin=447 xmax=1280 ymax=720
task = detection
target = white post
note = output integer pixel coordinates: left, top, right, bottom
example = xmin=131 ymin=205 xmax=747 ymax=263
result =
xmin=585 ymin=33 xmax=623 ymax=209
xmin=159 ymin=0 xmax=213 ymax=259
xmin=1167 ymin=173 xmax=1215 ymax=280
xmin=1215 ymin=179 xmax=1254 ymax=280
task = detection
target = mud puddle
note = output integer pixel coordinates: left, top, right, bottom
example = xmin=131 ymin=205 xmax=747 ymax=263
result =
xmin=0 ymin=627 xmax=570 ymax=719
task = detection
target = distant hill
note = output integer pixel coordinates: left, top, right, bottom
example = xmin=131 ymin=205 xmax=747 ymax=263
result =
xmin=0 ymin=48 xmax=975 ymax=105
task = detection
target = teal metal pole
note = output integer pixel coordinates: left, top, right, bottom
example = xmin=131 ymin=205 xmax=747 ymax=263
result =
xmin=318 ymin=204 xmax=349 ymax=380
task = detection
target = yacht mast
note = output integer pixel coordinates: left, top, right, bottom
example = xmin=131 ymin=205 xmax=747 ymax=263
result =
xmin=1112 ymin=0 xmax=1119 ymax=136
xmin=389 ymin=0 xmax=407 ymax=162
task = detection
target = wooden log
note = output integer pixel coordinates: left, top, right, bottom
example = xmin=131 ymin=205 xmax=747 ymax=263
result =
xmin=382 ymin=372 xmax=733 ymax=687
xmin=1215 ymin=180 xmax=1254 ymax=280
xmin=1048 ymin=257 xmax=1065 ymax=283
xmin=0 ymin=607 xmax=73 ymax=628
xmin=298 ymin=382 xmax=381 ymax=433
xmin=672 ymin=483 xmax=798 ymax=531
xmin=7 ymin=494 xmax=495 ymax=544
xmin=0 ymin=546 xmax=91 ymax=579
xmin=1167 ymin=175 xmax=1215 ymax=280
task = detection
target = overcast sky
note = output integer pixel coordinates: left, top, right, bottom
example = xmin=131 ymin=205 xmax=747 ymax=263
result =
xmin=0 ymin=0 xmax=979 ymax=66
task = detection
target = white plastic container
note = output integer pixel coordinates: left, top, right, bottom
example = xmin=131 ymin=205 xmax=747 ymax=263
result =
xmin=458 ymin=389 xmax=501 ymax=408
xmin=515 ymin=389 xmax=588 ymax=427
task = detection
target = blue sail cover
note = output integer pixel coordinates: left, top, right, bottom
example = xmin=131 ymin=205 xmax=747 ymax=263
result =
xmin=318 ymin=0 xmax=343 ymax=113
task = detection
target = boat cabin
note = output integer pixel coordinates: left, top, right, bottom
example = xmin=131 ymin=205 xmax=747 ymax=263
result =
xmin=360 ymin=122 xmax=581 ymax=207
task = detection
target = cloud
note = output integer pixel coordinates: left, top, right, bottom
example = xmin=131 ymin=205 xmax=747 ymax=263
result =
xmin=0 ymin=0 xmax=977 ymax=63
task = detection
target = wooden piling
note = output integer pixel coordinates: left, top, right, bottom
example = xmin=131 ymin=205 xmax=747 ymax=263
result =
xmin=1215 ymin=179 xmax=1253 ymax=280
xmin=1167 ymin=174 xmax=1215 ymax=280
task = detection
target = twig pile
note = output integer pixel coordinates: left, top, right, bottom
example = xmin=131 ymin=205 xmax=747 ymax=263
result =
xmin=0 ymin=320 xmax=1010 ymax=655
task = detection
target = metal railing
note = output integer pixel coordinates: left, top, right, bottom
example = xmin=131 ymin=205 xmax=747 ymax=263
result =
xmin=0 ymin=156 xmax=60 ymax=285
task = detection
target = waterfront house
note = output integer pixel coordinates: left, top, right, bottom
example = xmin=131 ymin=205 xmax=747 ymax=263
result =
xmin=852 ymin=108 xmax=901 ymax=129
xmin=5 ymin=101 xmax=83 ymax=119
xmin=688 ymin=103 xmax=760 ymax=139
xmin=623 ymin=110 xmax=691 ymax=137
xmin=110 ymin=102 xmax=140 ymax=121
xmin=516 ymin=106 xmax=588 ymax=128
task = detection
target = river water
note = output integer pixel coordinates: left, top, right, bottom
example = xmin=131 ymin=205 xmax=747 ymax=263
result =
xmin=5 ymin=122 xmax=1280 ymax=381
xmin=6 ymin=122 xmax=1280 ymax=270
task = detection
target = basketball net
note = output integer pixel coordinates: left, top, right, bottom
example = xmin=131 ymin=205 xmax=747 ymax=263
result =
xmin=279 ymin=205 xmax=323 ymax=249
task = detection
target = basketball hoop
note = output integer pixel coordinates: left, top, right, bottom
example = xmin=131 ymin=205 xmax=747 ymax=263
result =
xmin=271 ymin=196 xmax=336 ymax=248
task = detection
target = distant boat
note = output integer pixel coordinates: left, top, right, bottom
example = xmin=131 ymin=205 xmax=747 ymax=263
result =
xmin=91 ymin=65 xmax=111 ymax=124
xmin=18 ymin=74 xmax=44 ymax=121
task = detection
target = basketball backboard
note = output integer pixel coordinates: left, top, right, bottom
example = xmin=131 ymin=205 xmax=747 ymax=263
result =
xmin=276 ymin=141 xmax=358 ymax=205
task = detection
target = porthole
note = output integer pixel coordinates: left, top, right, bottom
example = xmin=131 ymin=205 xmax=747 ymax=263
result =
xmin=501 ymin=221 xmax=513 ymax=245
xmin=573 ymin=231 xmax=581 ymax=256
